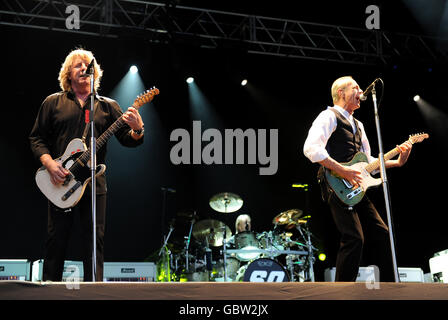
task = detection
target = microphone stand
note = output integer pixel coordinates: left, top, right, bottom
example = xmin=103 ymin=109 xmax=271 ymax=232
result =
xmin=87 ymin=66 xmax=98 ymax=282
xmin=370 ymin=84 xmax=400 ymax=283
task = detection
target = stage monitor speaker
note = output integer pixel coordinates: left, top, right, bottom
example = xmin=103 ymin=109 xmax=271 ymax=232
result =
xmin=32 ymin=259 xmax=84 ymax=282
xmin=324 ymin=266 xmax=425 ymax=282
xmin=103 ymin=262 xmax=156 ymax=282
xmin=32 ymin=260 xmax=156 ymax=282
xmin=0 ymin=259 xmax=31 ymax=281
xmin=429 ymin=250 xmax=448 ymax=283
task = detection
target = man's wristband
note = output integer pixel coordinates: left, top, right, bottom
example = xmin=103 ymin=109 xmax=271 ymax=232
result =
xmin=132 ymin=125 xmax=144 ymax=135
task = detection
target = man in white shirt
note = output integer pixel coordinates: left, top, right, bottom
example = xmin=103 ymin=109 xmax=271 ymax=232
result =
xmin=303 ymin=76 xmax=412 ymax=282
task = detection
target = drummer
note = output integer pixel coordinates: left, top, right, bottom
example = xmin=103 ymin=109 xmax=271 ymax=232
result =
xmin=235 ymin=214 xmax=252 ymax=234
xmin=226 ymin=214 xmax=252 ymax=247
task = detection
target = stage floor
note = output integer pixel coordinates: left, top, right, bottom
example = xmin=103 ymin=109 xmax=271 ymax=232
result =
xmin=1 ymin=281 xmax=447 ymax=300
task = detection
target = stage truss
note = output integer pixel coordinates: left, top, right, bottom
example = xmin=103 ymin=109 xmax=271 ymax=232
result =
xmin=1 ymin=0 xmax=448 ymax=65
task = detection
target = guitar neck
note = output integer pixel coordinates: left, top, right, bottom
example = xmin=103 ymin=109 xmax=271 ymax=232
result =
xmin=364 ymin=147 xmax=400 ymax=173
xmin=362 ymin=133 xmax=427 ymax=174
xmin=74 ymin=87 xmax=158 ymax=166
xmin=78 ymin=115 xmax=127 ymax=164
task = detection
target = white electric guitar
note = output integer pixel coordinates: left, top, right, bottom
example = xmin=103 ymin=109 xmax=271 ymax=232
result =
xmin=35 ymin=88 xmax=159 ymax=209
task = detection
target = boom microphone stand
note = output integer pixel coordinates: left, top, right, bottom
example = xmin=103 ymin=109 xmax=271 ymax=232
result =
xmin=83 ymin=59 xmax=97 ymax=282
xmin=370 ymin=82 xmax=400 ymax=283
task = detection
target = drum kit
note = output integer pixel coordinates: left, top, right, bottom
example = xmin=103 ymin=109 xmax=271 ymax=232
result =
xmin=157 ymin=192 xmax=316 ymax=282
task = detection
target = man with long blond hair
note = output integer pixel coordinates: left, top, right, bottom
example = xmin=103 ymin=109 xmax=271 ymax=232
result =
xmin=303 ymin=76 xmax=412 ymax=282
xmin=29 ymin=48 xmax=145 ymax=281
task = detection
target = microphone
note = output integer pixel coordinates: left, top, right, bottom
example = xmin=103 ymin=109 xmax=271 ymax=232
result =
xmin=80 ymin=59 xmax=95 ymax=77
xmin=359 ymin=78 xmax=380 ymax=101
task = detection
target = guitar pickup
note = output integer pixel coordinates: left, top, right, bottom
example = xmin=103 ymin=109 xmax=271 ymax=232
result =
xmin=62 ymin=174 xmax=73 ymax=186
xmin=61 ymin=181 xmax=82 ymax=201
xmin=347 ymin=187 xmax=362 ymax=200
xmin=342 ymin=179 xmax=353 ymax=189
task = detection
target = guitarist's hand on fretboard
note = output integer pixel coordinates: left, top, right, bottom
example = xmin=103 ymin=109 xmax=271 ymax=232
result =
xmin=122 ymin=107 xmax=144 ymax=135
xmin=396 ymin=141 xmax=413 ymax=167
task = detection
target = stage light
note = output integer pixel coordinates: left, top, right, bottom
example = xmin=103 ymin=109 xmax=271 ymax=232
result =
xmin=130 ymin=65 xmax=138 ymax=74
xmin=241 ymin=79 xmax=248 ymax=86
xmin=414 ymin=95 xmax=421 ymax=102
xmin=292 ymin=183 xmax=309 ymax=191
xmin=186 ymin=77 xmax=194 ymax=84
xmin=318 ymin=253 xmax=327 ymax=261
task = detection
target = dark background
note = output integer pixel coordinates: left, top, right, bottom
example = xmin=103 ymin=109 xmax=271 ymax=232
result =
xmin=1 ymin=0 xmax=447 ymax=281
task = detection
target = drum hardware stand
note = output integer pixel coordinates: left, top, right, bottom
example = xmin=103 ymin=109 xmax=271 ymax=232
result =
xmin=185 ymin=215 xmax=196 ymax=273
xmin=296 ymin=224 xmax=316 ymax=282
xmin=160 ymin=187 xmax=176 ymax=253
xmin=286 ymin=255 xmax=296 ymax=282
xmin=159 ymin=224 xmax=174 ymax=281
xmin=370 ymin=81 xmax=400 ymax=283
xmin=222 ymin=226 xmax=228 ymax=282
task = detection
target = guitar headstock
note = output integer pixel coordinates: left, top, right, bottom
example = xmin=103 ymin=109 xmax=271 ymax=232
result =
xmin=133 ymin=87 xmax=160 ymax=109
xmin=408 ymin=132 xmax=429 ymax=144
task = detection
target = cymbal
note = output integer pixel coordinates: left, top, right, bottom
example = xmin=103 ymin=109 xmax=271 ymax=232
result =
xmin=192 ymin=219 xmax=232 ymax=247
xmin=272 ymin=209 xmax=303 ymax=225
xmin=209 ymin=192 xmax=243 ymax=213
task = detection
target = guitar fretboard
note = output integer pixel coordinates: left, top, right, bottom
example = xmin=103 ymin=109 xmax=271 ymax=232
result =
xmin=79 ymin=117 xmax=127 ymax=164
xmin=365 ymin=147 xmax=400 ymax=173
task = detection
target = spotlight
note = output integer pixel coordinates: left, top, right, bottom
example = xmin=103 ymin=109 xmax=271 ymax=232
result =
xmin=186 ymin=77 xmax=194 ymax=84
xmin=318 ymin=253 xmax=327 ymax=262
xmin=241 ymin=79 xmax=248 ymax=86
xmin=414 ymin=95 xmax=421 ymax=102
xmin=130 ymin=65 xmax=138 ymax=74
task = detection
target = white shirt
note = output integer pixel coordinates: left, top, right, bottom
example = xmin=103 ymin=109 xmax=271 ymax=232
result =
xmin=303 ymin=105 xmax=376 ymax=164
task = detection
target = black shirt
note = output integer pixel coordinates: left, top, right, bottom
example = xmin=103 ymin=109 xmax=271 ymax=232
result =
xmin=29 ymin=90 xmax=143 ymax=194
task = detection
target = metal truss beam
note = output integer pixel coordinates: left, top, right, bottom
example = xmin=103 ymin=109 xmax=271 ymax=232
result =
xmin=1 ymin=0 xmax=447 ymax=65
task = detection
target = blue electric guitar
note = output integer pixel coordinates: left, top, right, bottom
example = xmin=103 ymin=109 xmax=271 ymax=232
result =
xmin=324 ymin=133 xmax=428 ymax=207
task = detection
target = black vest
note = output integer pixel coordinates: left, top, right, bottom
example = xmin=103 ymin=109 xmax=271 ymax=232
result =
xmin=325 ymin=108 xmax=363 ymax=163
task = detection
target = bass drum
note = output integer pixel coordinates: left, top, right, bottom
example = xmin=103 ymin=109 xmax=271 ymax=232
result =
xmin=236 ymin=258 xmax=290 ymax=282
xmin=212 ymin=257 xmax=241 ymax=282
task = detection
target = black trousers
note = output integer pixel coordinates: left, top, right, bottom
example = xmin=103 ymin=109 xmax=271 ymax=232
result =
xmin=327 ymin=192 xmax=395 ymax=282
xmin=42 ymin=192 xmax=106 ymax=282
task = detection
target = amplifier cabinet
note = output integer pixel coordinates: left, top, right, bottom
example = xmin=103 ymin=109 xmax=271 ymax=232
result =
xmin=103 ymin=262 xmax=156 ymax=282
xmin=324 ymin=266 xmax=425 ymax=282
xmin=32 ymin=260 xmax=84 ymax=282
xmin=32 ymin=260 xmax=156 ymax=282
xmin=0 ymin=259 xmax=31 ymax=281
xmin=429 ymin=254 xmax=448 ymax=283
